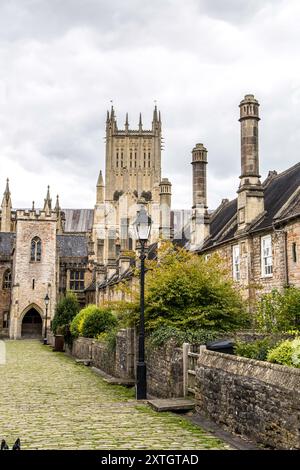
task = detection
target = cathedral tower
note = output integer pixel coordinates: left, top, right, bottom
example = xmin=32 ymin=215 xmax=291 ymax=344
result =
xmin=105 ymin=106 xmax=162 ymax=202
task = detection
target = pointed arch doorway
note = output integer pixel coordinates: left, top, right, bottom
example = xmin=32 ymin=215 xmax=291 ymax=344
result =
xmin=21 ymin=308 xmax=43 ymax=339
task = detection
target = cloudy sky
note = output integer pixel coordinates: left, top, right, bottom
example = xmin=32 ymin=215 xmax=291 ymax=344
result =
xmin=0 ymin=0 xmax=299 ymax=210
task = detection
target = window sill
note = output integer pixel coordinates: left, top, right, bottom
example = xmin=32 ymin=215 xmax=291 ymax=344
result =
xmin=260 ymin=274 xmax=273 ymax=279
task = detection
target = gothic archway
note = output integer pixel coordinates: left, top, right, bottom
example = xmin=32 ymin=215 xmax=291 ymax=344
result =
xmin=21 ymin=308 xmax=43 ymax=339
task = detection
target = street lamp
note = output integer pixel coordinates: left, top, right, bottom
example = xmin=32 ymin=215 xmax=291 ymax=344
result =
xmin=43 ymin=293 xmax=50 ymax=345
xmin=133 ymin=205 xmax=152 ymax=400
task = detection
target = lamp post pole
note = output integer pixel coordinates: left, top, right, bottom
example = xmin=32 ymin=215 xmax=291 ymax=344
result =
xmin=136 ymin=239 xmax=147 ymax=400
xmin=43 ymin=293 xmax=50 ymax=345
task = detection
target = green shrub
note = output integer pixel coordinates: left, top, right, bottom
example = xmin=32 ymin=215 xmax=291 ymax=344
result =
xmin=255 ymin=287 xmax=300 ymax=333
xmin=51 ymin=292 xmax=80 ymax=338
xmin=71 ymin=305 xmax=118 ymax=339
xmin=234 ymin=337 xmax=279 ymax=361
xmin=267 ymin=338 xmax=300 ymax=368
xmin=80 ymin=306 xmax=117 ymax=338
xmin=70 ymin=307 xmax=91 ymax=338
xmin=147 ymin=324 xmax=222 ymax=348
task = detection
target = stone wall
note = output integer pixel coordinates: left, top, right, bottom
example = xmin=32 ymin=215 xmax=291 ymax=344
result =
xmin=71 ymin=329 xmax=135 ymax=379
xmin=195 ymin=347 xmax=300 ymax=449
xmin=146 ymin=341 xmax=184 ymax=398
xmin=115 ymin=328 xmax=135 ymax=379
xmin=70 ymin=332 xmax=183 ymax=397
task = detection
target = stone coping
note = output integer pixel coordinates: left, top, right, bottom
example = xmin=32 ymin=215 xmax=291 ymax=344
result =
xmin=198 ymin=346 xmax=300 ymax=390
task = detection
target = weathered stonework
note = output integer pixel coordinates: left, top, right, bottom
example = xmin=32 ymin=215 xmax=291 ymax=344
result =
xmin=207 ymin=221 xmax=300 ymax=309
xmin=10 ymin=210 xmax=57 ymax=339
xmin=195 ymin=348 xmax=300 ymax=449
xmin=146 ymin=341 xmax=184 ymax=398
xmin=194 ymin=95 xmax=300 ymax=306
xmin=0 ymin=261 xmax=12 ymax=336
xmin=71 ymin=329 xmax=135 ymax=379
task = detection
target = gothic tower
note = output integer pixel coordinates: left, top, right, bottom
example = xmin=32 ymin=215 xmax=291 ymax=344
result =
xmin=105 ymin=105 xmax=162 ymax=202
xmin=10 ymin=187 xmax=57 ymax=339
xmin=237 ymin=94 xmax=264 ymax=231
xmin=92 ymin=106 xmax=171 ymax=276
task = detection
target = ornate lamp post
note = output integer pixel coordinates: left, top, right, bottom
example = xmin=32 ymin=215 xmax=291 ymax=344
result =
xmin=133 ymin=205 xmax=152 ymax=400
xmin=43 ymin=293 xmax=50 ymax=345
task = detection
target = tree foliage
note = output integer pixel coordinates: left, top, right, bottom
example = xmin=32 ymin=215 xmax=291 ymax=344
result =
xmin=255 ymin=287 xmax=300 ymax=333
xmin=51 ymin=292 xmax=80 ymax=335
xmin=234 ymin=337 xmax=280 ymax=361
xmin=114 ymin=241 xmax=247 ymax=332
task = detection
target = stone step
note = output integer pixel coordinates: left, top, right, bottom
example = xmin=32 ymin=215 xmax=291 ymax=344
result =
xmin=75 ymin=359 xmax=92 ymax=366
xmin=102 ymin=377 xmax=136 ymax=387
xmin=148 ymin=398 xmax=196 ymax=412
xmin=91 ymin=366 xmax=135 ymax=387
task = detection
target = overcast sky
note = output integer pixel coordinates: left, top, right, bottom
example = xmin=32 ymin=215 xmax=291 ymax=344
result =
xmin=0 ymin=0 xmax=299 ymax=210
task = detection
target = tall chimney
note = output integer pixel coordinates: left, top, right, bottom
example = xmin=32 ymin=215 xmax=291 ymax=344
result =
xmin=190 ymin=143 xmax=209 ymax=247
xmin=159 ymin=178 xmax=172 ymax=239
xmin=237 ymin=94 xmax=264 ymax=231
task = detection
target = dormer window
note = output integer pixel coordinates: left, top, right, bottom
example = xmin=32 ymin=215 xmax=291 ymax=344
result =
xmin=31 ymin=237 xmax=42 ymax=262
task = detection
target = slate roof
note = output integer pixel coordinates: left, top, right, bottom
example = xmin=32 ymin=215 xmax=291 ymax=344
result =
xmin=201 ymin=162 xmax=300 ymax=251
xmin=57 ymin=234 xmax=88 ymax=258
xmin=0 ymin=233 xmax=15 ymax=257
xmin=63 ymin=209 xmax=94 ymax=233
xmin=253 ymin=163 xmax=300 ymax=230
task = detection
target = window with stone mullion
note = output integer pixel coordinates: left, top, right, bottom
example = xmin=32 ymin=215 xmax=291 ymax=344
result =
xmin=70 ymin=270 xmax=84 ymax=291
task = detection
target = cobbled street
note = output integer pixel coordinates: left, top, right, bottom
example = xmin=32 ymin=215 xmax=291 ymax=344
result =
xmin=0 ymin=340 xmax=230 ymax=450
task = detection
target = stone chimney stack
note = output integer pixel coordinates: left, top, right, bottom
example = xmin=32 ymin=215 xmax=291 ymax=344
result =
xmin=1 ymin=178 xmax=12 ymax=232
xmin=190 ymin=143 xmax=209 ymax=247
xmin=237 ymin=94 xmax=264 ymax=231
xmin=159 ymin=178 xmax=172 ymax=239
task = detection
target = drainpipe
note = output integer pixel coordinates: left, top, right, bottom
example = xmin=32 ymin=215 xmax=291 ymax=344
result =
xmin=284 ymin=231 xmax=289 ymax=287
xmin=272 ymin=223 xmax=289 ymax=287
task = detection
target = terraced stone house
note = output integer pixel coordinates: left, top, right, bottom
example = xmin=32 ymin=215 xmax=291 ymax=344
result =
xmin=191 ymin=95 xmax=300 ymax=308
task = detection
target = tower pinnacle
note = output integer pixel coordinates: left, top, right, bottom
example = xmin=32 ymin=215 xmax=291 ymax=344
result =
xmin=43 ymin=185 xmax=52 ymax=213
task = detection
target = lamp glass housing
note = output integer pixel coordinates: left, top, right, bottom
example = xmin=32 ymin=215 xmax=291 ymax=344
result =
xmin=133 ymin=206 xmax=152 ymax=242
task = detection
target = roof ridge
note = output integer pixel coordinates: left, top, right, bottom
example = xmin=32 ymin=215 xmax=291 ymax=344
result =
xmin=209 ymin=198 xmax=236 ymax=223
xmin=266 ymin=161 xmax=300 ymax=181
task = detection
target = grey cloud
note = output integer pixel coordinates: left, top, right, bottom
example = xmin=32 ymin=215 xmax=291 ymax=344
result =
xmin=197 ymin=0 xmax=284 ymax=23
xmin=0 ymin=0 xmax=299 ymax=210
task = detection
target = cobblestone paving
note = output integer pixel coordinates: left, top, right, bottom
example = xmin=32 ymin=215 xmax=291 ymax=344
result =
xmin=0 ymin=340 xmax=230 ymax=450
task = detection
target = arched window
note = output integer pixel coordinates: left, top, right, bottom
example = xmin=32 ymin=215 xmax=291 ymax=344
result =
xmin=30 ymin=237 xmax=42 ymax=262
xmin=3 ymin=269 xmax=11 ymax=289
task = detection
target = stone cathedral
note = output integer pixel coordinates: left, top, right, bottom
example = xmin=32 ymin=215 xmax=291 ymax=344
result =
xmin=0 ymin=106 xmax=172 ymax=339
xmin=1 ymin=95 xmax=300 ymax=339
